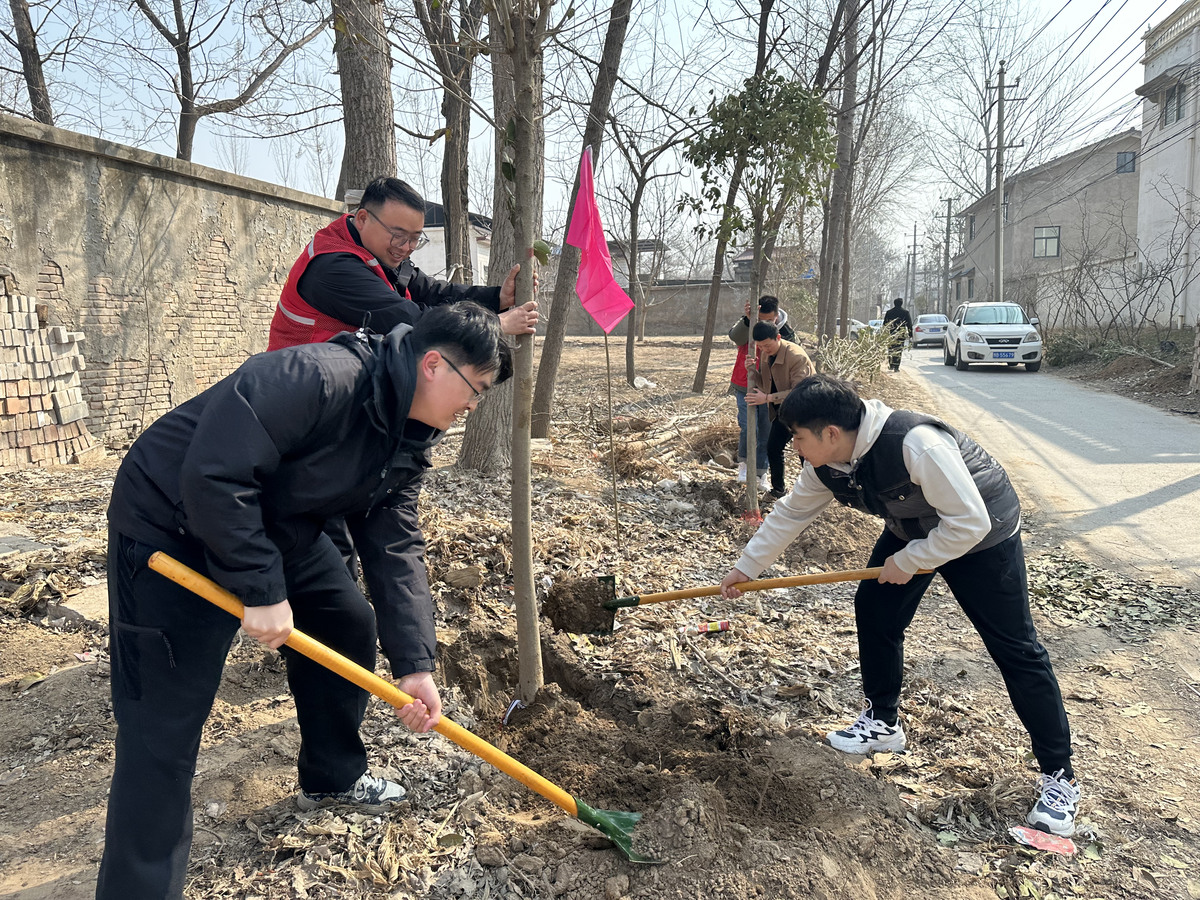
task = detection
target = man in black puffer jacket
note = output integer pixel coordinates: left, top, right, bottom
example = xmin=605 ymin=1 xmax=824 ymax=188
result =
xmin=98 ymin=303 xmax=510 ymax=900
xmin=720 ymin=375 xmax=1080 ymax=839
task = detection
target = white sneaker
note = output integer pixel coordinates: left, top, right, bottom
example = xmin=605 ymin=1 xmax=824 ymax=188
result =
xmin=736 ymin=462 xmax=747 ymax=483
xmin=759 ymin=471 xmax=771 ymax=490
xmin=1026 ymin=770 xmax=1080 ymax=837
xmin=827 ymin=703 xmax=906 ymax=754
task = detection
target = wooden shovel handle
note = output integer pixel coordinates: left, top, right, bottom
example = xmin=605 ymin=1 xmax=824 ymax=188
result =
xmin=148 ymin=552 xmax=579 ymax=818
xmin=608 ymin=566 xmax=933 ymax=609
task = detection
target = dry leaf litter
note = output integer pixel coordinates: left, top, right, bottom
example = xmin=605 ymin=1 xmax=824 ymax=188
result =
xmin=1 ymin=338 xmax=1199 ymax=900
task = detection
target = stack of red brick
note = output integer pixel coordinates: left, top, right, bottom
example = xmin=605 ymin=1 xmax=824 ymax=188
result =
xmin=0 ymin=294 xmax=102 ymax=471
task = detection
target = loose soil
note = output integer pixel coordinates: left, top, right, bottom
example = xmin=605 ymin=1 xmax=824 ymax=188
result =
xmin=3 ymin=337 xmax=1200 ymax=900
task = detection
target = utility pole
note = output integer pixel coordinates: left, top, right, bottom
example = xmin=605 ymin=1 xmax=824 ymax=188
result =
xmin=983 ymin=77 xmax=993 ymax=195
xmin=994 ymin=61 xmax=1006 ymax=304
xmin=941 ymin=198 xmax=955 ymax=315
xmin=910 ymin=222 xmax=918 ymax=306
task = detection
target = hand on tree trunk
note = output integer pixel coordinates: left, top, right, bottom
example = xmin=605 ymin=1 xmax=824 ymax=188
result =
xmin=500 ymin=301 xmax=539 ymax=335
xmin=499 ymin=263 xmax=540 ymax=310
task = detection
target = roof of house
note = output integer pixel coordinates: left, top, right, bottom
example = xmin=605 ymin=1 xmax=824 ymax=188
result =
xmin=608 ymin=238 xmax=668 ymax=257
xmin=1135 ymin=64 xmax=1193 ymax=98
xmin=423 ymin=200 xmax=492 ymax=231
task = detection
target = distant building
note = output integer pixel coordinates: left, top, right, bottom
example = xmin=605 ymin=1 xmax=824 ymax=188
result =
xmin=1134 ymin=0 xmax=1200 ymax=328
xmin=949 ymin=129 xmax=1141 ymax=325
xmin=606 ymin=238 xmax=668 ymax=289
xmin=730 ymin=246 xmax=818 ymax=286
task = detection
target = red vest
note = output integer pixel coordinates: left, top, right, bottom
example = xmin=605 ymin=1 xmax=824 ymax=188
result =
xmin=268 ymin=215 xmax=396 ymax=351
xmin=730 ymin=342 xmax=763 ymax=390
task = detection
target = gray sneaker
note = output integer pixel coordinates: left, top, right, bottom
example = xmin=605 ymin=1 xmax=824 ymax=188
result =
xmin=297 ymin=773 xmax=406 ymax=812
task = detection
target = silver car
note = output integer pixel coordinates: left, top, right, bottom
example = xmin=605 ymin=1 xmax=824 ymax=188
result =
xmin=913 ymin=314 xmax=949 ymax=347
xmin=944 ymin=303 xmax=1043 ymax=372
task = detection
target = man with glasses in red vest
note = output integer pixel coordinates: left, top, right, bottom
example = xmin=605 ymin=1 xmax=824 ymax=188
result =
xmin=269 ymin=176 xmax=538 ymax=350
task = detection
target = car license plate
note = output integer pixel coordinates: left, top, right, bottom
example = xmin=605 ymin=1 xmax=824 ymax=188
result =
xmin=930 ymin=327 xmax=942 ymax=333
xmin=993 ymin=351 xmax=1015 ymax=359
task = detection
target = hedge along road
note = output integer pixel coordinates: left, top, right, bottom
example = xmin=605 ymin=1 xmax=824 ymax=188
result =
xmin=899 ymin=347 xmax=1200 ymax=590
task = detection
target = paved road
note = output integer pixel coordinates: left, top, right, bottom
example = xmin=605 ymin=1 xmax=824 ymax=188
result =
xmin=899 ymin=345 xmax=1200 ymax=588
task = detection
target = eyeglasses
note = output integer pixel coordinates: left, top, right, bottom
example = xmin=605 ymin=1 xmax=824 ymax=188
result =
xmin=442 ymin=355 xmax=488 ymax=402
xmin=363 ymin=207 xmax=430 ymax=250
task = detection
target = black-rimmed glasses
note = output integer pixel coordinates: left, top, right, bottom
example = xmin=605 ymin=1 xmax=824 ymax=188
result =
xmin=442 ymin=355 xmax=488 ymax=402
xmin=363 ymin=207 xmax=430 ymax=250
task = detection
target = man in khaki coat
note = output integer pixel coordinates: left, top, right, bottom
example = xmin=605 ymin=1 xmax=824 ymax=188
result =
xmin=746 ymin=321 xmax=815 ymax=496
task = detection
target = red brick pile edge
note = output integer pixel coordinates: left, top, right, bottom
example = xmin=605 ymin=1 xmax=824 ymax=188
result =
xmin=0 ymin=294 xmax=101 ymax=471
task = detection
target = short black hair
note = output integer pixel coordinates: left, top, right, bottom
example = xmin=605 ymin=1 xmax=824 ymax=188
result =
xmin=758 ymin=295 xmax=779 ymax=315
xmin=362 ymin=177 xmax=426 ymax=215
xmin=411 ymin=302 xmax=512 ymax=383
xmin=893 ymin=297 xmax=904 ymax=307
xmin=777 ymin=374 xmax=865 ymax=433
xmin=752 ymin=321 xmax=779 ymax=342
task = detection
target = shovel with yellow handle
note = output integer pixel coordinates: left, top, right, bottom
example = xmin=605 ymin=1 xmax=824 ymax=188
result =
xmin=147 ymin=552 xmax=656 ymax=863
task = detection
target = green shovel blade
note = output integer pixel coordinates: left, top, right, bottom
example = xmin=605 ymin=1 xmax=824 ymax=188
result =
xmin=575 ymin=799 xmax=661 ymax=864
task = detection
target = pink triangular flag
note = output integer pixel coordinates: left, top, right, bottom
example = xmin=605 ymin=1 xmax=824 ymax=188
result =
xmin=565 ymin=147 xmax=634 ymax=334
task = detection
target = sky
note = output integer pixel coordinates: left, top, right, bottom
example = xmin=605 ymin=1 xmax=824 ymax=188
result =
xmin=5 ymin=0 xmax=1190 ymax=255
xmin=185 ymin=0 xmax=1181 ymax=198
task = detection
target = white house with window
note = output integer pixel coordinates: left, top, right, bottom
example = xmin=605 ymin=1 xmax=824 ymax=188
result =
xmin=948 ymin=129 xmax=1141 ymax=325
xmin=1134 ymin=0 xmax=1200 ymax=329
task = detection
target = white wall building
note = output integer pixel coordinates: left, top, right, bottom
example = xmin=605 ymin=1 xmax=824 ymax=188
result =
xmin=1135 ymin=0 xmax=1200 ymax=328
xmin=949 ymin=130 xmax=1141 ymax=327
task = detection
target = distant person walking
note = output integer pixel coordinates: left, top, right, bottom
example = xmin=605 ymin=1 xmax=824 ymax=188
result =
xmin=882 ymin=298 xmax=913 ymax=372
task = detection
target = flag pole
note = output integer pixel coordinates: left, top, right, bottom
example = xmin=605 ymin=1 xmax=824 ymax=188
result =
xmin=603 ymin=331 xmax=620 ymax=542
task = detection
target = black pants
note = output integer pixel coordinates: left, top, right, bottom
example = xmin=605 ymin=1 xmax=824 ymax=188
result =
xmin=855 ymin=529 xmax=1072 ymax=776
xmin=767 ymin=418 xmax=793 ymax=492
xmin=888 ymin=339 xmax=904 ymax=370
xmin=96 ymin=529 xmax=377 ymax=900
xmin=324 ymin=516 xmax=360 ymax=581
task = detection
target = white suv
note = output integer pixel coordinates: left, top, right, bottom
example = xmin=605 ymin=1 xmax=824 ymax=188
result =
xmin=944 ymin=302 xmax=1042 ymax=372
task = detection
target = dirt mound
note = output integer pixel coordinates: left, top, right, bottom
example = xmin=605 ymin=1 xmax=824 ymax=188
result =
xmin=1141 ymin=361 xmax=1192 ymax=391
xmin=1098 ymin=354 xmax=1161 ymax=378
xmin=542 ymin=575 xmax=617 ymax=634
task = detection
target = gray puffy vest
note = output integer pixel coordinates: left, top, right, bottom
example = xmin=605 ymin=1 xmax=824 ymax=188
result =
xmin=812 ymin=410 xmax=1020 ymax=554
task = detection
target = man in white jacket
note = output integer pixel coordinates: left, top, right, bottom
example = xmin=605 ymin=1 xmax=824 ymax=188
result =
xmin=719 ymin=374 xmax=1080 ymax=837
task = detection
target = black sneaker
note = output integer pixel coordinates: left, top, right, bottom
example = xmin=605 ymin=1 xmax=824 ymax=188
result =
xmin=297 ymin=773 xmax=406 ymax=812
xmin=827 ymin=703 xmax=906 ymax=754
xmin=1026 ymin=770 xmax=1080 ymax=837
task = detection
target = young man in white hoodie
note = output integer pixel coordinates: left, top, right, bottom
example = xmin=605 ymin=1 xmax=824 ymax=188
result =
xmin=719 ymin=374 xmax=1080 ymax=837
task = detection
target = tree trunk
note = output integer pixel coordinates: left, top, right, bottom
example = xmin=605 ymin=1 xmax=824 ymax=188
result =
xmin=333 ymin=0 xmax=397 ymax=199
xmin=693 ymin=0 xmax=772 ymax=393
xmin=456 ymin=10 xmax=518 ymax=473
xmin=174 ymin=34 xmax=197 ymax=160
xmin=839 ymin=177 xmax=853 ymax=331
xmin=415 ymin=0 xmax=485 ymax=283
xmin=441 ymin=70 xmax=474 ymax=283
xmin=624 ymin=177 xmax=646 ymax=385
xmin=8 ymin=0 xmax=53 ymax=125
xmin=529 ymin=0 xmax=633 ymax=438
xmin=817 ymin=10 xmax=858 ymax=339
xmin=691 ymin=154 xmax=746 ymax=393
xmin=508 ymin=11 xmax=545 ymax=704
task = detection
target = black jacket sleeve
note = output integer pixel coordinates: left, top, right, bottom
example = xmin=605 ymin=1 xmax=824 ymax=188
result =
xmin=345 ymin=480 xmax=436 ymax=676
xmin=297 ymin=253 xmax=425 ymax=333
xmin=177 ymin=352 xmax=339 ymax=607
xmin=404 ymin=264 xmax=502 ymax=315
